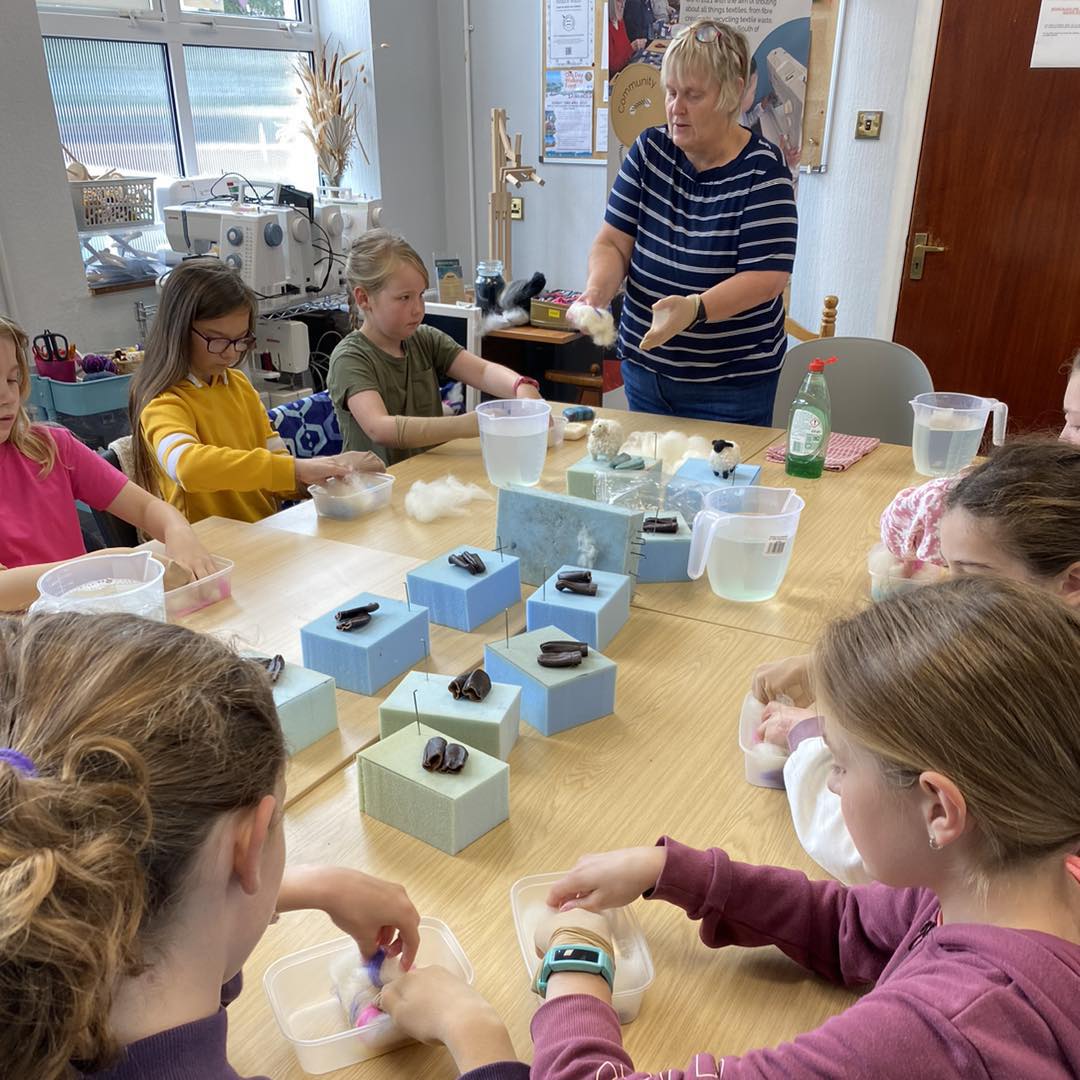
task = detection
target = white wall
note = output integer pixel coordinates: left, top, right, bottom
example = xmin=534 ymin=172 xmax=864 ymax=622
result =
xmin=788 ymin=0 xmax=939 ymax=339
xmin=446 ymin=0 xmax=608 ymax=288
xmin=0 ymin=0 xmax=149 ymax=347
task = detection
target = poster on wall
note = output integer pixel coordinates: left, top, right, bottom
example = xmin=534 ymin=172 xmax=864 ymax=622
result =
xmin=547 ymin=0 xmax=596 ymax=67
xmin=544 ymin=69 xmax=598 ymax=158
xmin=1031 ymin=0 xmax=1080 ymax=68
xmin=607 ymin=0 xmax=811 ymax=180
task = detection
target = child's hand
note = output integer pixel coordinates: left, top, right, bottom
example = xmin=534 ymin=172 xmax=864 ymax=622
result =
xmin=544 ymin=846 xmax=667 ymax=912
xmin=532 ymin=906 xmax=612 ymax=958
xmin=380 ymin=967 xmax=516 ymax=1071
xmin=751 ymin=653 xmax=813 ymax=707
xmin=163 ymin=525 xmax=218 ymax=580
xmin=334 ymin=450 xmax=385 ymax=474
xmin=757 ymin=702 xmax=817 ymax=749
xmin=294 ymin=456 xmax=353 ymax=486
xmin=278 ymin=866 xmax=421 ymax=969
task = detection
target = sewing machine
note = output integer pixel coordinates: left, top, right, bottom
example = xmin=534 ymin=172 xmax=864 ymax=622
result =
xmin=764 ymin=47 xmax=806 ymax=154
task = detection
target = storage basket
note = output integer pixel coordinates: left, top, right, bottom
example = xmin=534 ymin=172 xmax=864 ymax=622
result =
xmin=70 ymin=177 xmax=155 ymax=231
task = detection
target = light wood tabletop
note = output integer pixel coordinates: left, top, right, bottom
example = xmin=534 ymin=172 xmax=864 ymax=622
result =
xmin=257 ymin=407 xmax=784 ymax=563
xmin=227 ymin=609 xmax=854 ymax=1079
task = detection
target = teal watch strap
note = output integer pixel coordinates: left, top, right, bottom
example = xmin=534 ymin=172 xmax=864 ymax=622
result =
xmin=535 ymin=944 xmax=615 ymax=998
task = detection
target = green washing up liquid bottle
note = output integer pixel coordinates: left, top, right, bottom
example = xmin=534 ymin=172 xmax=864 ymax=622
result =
xmin=785 ymin=356 xmax=837 ymax=479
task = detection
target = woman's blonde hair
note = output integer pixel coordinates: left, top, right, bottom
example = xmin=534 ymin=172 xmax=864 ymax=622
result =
xmin=129 ymin=258 xmax=257 ymax=498
xmin=661 ymin=20 xmax=749 ymax=116
xmin=945 ymin=436 xmax=1080 ymax=581
xmin=344 ymin=229 xmax=428 ymax=327
xmin=0 ymin=613 xmax=285 ymax=1078
xmin=0 ymin=315 xmax=57 ymax=478
xmin=813 ymin=578 xmax=1080 ymax=874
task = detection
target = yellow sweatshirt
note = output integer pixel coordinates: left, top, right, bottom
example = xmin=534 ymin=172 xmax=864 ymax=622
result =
xmin=140 ymin=370 xmax=296 ymax=523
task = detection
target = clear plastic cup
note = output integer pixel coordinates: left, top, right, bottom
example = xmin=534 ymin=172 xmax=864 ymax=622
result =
xmin=687 ymin=487 xmax=805 ymax=602
xmin=910 ymin=392 xmax=1007 ymax=477
xmin=475 ymin=399 xmax=551 ymax=488
xmin=30 ymin=551 xmax=166 ymax=620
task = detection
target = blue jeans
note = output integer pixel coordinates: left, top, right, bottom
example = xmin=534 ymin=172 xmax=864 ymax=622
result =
xmin=621 ymin=360 xmax=780 ymax=427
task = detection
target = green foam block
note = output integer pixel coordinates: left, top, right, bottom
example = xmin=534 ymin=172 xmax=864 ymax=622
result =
xmin=357 ymin=723 xmax=510 ymax=855
xmin=566 ymin=454 xmax=662 ymax=500
xmin=379 ymin=671 xmax=521 ymax=760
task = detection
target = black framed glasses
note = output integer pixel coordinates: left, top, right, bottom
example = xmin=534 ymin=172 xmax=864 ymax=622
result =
xmin=191 ymin=327 xmax=258 ymax=355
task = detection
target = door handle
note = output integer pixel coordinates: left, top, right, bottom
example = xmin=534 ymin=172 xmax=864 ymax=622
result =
xmin=909 ymin=231 xmax=946 ymax=280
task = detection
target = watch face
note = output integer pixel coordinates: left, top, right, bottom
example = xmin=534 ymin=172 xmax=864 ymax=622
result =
xmin=554 ymin=947 xmax=598 ymax=962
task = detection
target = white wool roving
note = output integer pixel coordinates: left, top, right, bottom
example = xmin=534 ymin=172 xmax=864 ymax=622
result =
xmin=404 ymin=474 xmax=494 ymax=523
xmin=685 ymin=435 xmax=713 ymax=461
xmin=567 ymin=303 xmax=616 ymax=348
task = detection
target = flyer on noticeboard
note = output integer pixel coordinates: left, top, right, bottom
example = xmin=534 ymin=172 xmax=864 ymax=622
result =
xmin=607 ymin=0 xmax=811 ymax=179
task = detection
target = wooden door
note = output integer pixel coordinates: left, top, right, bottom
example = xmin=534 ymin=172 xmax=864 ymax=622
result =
xmin=893 ymin=0 xmax=1080 ymax=431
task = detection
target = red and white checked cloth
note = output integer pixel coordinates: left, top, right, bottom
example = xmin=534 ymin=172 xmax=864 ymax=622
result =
xmin=765 ymin=432 xmax=881 ymax=471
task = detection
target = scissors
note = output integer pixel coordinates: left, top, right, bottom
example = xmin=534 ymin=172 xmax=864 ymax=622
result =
xmin=33 ymin=329 xmax=70 ymax=364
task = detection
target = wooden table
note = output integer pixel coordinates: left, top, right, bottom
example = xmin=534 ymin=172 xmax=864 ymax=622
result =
xmin=187 ymin=411 xmax=920 ymax=1076
xmin=227 ymin=610 xmax=857 ymax=1079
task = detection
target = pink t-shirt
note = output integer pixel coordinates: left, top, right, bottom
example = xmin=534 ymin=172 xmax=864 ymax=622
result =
xmin=0 ymin=426 xmax=128 ymax=568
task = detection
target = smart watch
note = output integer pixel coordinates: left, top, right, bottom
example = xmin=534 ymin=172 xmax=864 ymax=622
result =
xmin=535 ymin=944 xmax=615 ymax=998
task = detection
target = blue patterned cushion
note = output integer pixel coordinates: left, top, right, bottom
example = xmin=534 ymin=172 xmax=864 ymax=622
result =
xmin=268 ymin=392 xmax=342 ymax=458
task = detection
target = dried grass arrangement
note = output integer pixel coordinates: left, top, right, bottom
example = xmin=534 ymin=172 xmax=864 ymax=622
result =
xmin=294 ymin=40 xmax=370 ymax=187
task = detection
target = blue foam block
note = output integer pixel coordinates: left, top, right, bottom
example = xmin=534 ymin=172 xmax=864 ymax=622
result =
xmin=405 ymin=549 xmax=521 ymax=632
xmin=525 ymin=565 xmax=631 ymax=651
xmin=636 ymin=510 xmax=692 ymax=583
xmin=673 ymin=457 xmax=761 ymax=488
xmin=270 ymin=661 xmax=339 ymax=752
xmin=484 ymin=625 xmax=616 ymax=736
xmin=566 ymin=454 xmax=662 ymax=500
xmin=300 ymin=593 xmax=430 ymax=696
xmin=496 ymin=486 xmax=644 ymax=586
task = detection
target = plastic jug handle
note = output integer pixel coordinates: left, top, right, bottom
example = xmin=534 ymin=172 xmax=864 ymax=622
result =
xmin=991 ymin=401 xmax=1008 ymax=446
xmin=687 ymin=509 xmax=720 ymax=580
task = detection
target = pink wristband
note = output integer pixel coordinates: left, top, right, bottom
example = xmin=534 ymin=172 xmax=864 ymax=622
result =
xmin=513 ymin=376 xmax=540 ymax=395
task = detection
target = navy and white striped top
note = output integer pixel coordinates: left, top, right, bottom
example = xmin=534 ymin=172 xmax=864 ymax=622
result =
xmin=605 ymin=126 xmax=797 ymax=383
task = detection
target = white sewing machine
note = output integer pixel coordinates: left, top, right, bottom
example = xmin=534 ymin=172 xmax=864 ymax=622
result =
xmin=764 ymin=47 xmax=806 ymax=154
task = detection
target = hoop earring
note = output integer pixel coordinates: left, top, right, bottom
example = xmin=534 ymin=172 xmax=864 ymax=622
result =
xmin=928 ymin=835 xmax=941 ymax=850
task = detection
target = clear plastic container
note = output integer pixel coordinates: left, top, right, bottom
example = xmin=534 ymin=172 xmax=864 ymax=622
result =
xmin=30 ymin=551 xmax=165 ymax=620
xmin=164 ymin=556 xmax=234 ymax=618
xmin=867 ymin=542 xmax=947 ymax=602
xmin=263 ymin=918 xmax=473 ymax=1075
xmin=688 ymin=487 xmax=805 ymax=603
xmin=547 ymin=414 xmax=567 ymax=447
xmin=910 ymin=392 xmax=1007 ymax=477
xmin=737 ymin=693 xmax=789 ymax=789
xmin=476 ymin=399 xmax=551 ymax=488
xmin=509 ymin=872 xmax=654 ymax=1023
xmin=310 ymin=472 xmax=395 ymax=520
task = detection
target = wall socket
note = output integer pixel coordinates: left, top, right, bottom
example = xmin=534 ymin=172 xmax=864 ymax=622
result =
xmin=855 ymin=110 xmax=883 ymax=139
xmin=510 ymin=196 xmax=524 ymax=220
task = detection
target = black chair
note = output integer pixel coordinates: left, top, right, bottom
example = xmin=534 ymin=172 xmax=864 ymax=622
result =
xmin=91 ymin=447 xmax=139 ymax=547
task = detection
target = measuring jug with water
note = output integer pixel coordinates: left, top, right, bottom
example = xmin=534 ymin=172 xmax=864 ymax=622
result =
xmin=687 ymin=487 xmax=805 ymax=602
xmin=475 ymin=399 xmax=551 ymax=488
xmin=910 ymin=392 xmax=1008 ymax=477
xmin=30 ymin=551 xmax=167 ymax=620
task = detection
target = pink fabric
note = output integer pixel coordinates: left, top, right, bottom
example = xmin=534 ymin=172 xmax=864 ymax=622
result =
xmin=766 ymin=432 xmax=880 ymax=471
xmin=878 ymin=476 xmax=957 ymax=566
xmin=0 ymin=426 xmax=127 ymax=568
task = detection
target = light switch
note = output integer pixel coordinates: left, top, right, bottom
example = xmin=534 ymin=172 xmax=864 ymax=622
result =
xmin=855 ymin=110 xmax=883 ymax=139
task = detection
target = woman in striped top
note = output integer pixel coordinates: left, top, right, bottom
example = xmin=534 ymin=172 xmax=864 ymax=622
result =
xmin=581 ymin=21 xmax=798 ymax=426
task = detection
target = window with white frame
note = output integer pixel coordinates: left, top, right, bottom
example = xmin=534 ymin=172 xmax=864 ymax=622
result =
xmin=38 ymin=0 xmax=321 ymax=284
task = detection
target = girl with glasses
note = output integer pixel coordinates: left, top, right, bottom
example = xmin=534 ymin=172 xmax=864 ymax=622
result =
xmin=131 ymin=258 xmax=381 ymax=524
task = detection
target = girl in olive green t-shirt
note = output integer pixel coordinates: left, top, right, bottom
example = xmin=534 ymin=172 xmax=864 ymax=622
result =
xmin=327 ymin=230 xmax=544 ymax=467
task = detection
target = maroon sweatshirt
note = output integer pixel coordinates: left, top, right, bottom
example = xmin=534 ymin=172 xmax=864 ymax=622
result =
xmin=530 ymin=838 xmax=1080 ymax=1078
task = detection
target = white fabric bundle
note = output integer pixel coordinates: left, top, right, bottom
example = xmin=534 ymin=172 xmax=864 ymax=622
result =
xmin=404 ymin=474 xmax=494 ymax=523
xmin=567 ymin=303 xmax=616 ymax=347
